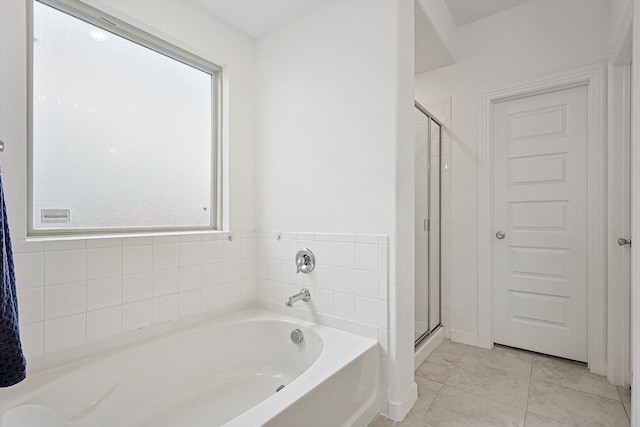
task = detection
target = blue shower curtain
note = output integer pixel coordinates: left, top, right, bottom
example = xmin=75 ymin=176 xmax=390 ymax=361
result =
xmin=0 ymin=167 xmax=26 ymax=387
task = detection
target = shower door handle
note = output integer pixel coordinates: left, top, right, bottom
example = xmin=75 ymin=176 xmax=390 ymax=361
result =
xmin=496 ymin=231 xmax=506 ymax=240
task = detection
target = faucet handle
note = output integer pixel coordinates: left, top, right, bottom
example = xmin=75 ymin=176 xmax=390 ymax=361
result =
xmin=295 ymin=248 xmax=315 ymax=274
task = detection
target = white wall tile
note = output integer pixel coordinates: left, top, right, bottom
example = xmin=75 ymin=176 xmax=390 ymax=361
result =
xmin=151 ymin=236 xmax=178 ymax=244
xmin=315 ymin=265 xmax=334 ymax=290
xmin=44 ymin=240 xmax=86 ymax=251
xmin=122 ymin=246 xmax=152 ymax=274
xmin=334 ymin=234 xmax=355 ymax=243
xmin=356 ymin=270 xmax=378 ymax=299
xmin=315 ymin=233 xmax=333 ymax=242
xmin=267 ymin=281 xmax=282 ymax=304
xmin=280 ymin=232 xmax=296 ymax=240
xmin=297 ymin=239 xmax=315 ymax=251
xmin=255 ymin=279 xmax=267 ymax=300
xmin=44 ymin=281 xmax=86 ymax=319
xmin=122 ymin=300 xmax=152 ymax=331
xmin=223 ymin=260 xmax=242 ymax=283
xmin=179 ymin=265 xmax=202 ymax=291
xmin=202 ymin=262 xmax=223 ymax=287
xmin=379 ymin=245 xmax=388 ymax=273
xmin=45 ymin=250 xmax=86 ymax=285
xmin=86 ymin=238 xmax=121 ymax=249
xmin=12 ymin=240 xmax=44 ymax=255
xmin=87 ymin=276 xmax=122 ymax=311
xmin=356 ymin=243 xmax=378 ymax=271
xmin=152 ymin=268 xmax=179 ymax=297
xmin=87 ymin=247 xmax=122 ymax=280
xmin=122 ymin=272 xmax=152 ymax=303
xmin=334 ymin=242 xmax=355 ymax=268
xmin=356 ymin=296 xmax=379 ymax=327
xmin=44 ymin=313 xmax=86 ymax=352
xmin=334 ymin=292 xmax=355 ymax=320
xmin=18 ymin=287 xmax=43 ymax=324
xmin=313 ymin=289 xmax=334 ymax=315
xmin=240 ymin=280 xmax=255 ymax=300
xmin=152 ymin=294 xmax=178 ymax=324
xmin=202 ymin=240 xmax=223 ymax=264
xmin=280 ymin=260 xmax=298 ymax=284
xmin=14 ymin=252 xmax=44 ymax=289
xmin=297 ymin=232 xmax=314 ymax=241
xmin=296 ymin=270 xmax=314 ymax=288
xmin=280 ymin=239 xmax=298 ymax=261
xmin=379 ymin=300 xmax=388 ymax=329
xmin=314 ymin=241 xmax=334 ymax=266
xmin=123 ymin=237 xmax=152 ymax=246
xmin=265 ymin=259 xmax=280 ymax=282
xmin=223 ymin=283 xmax=241 ymax=305
xmin=222 ymin=239 xmax=242 ymax=261
xmin=152 ymin=243 xmax=179 ymax=270
xmin=334 ymin=267 xmax=355 ymax=294
xmin=355 ymin=235 xmax=378 ymax=244
xmin=266 ymin=238 xmax=280 ymax=260
xmin=20 ymin=322 xmax=43 ymax=358
xmin=179 ymin=242 xmax=202 ymax=267
xmin=240 ymin=260 xmax=254 ymax=280
xmin=179 ymin=234 xmax=202 ymax=243
xmin=179 ymin=289 xmax=202 ymax=316
xmin=241 ymin=238 xmax=256 ymax=260
xmin=202 ymin=285 xmax=222 ymax=311
xmin=378 ymin=272 xmax=388 ymax=301
xmin=87 ymin=306 xmax=122 ymax=342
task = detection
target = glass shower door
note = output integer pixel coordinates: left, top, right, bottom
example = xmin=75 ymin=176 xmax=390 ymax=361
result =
xmin=415 ymin=101 xmax=442 ymax=345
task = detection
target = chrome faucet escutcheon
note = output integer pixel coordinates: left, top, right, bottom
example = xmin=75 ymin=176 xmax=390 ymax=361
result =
xmin=285 ymin=289 xmax=311 ymax=307
xmin=295 ymin=248 xmax=315 ymax=274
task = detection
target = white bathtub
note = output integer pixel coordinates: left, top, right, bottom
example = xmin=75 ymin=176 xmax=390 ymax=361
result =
xmin=0 ymin=309 xmax=379 ymax=427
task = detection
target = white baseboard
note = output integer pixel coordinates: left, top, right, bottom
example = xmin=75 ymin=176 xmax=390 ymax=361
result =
xmin=450 ymin=329 xmax=482 ymax=347
xmin=385 ymin=381 xmax=417 ymax=421
xmin=414 ymin=327 xmax=444 ymax=370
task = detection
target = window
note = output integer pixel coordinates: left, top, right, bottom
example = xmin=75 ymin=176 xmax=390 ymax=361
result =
xmin=29 ymin=0 xmax=221 ymax=236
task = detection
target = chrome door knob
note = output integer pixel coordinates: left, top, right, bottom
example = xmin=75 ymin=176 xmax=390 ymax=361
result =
xmin=496 ymin=231 xmax=506 ymax=240
xmin=618 ymin=237 xmax=632 ymax=247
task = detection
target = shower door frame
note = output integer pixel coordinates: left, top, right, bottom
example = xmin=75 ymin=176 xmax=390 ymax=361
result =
xmin=477 ymin=62 xmax=607 ymax=375
xmin=414 ymin=101 xmax=443 ymax=347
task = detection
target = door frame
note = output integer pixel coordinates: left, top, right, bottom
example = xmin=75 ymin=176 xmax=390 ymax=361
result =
xmin=477 ymin=62 xmax=607 ymax=375
xmin=607 ymin=0 xmax=633 ymax=387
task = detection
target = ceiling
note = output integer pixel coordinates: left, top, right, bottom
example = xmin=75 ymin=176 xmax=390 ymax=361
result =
xmin=444 ymin=0 xmax=532 ymax=27
xmin=191 ymin=0 xmax=324 ymax=39
xmin=191 ymin=0 xmax=532 ymax=40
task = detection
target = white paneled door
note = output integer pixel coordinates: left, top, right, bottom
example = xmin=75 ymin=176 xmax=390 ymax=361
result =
xmin=493 ymin=85 xmax=589 ymax=362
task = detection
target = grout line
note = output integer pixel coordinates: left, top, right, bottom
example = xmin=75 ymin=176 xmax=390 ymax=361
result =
xmin=616 ymin=387 xmax=631 ymax=422
xmin=523 ymin=350 xmax=533 ymax=423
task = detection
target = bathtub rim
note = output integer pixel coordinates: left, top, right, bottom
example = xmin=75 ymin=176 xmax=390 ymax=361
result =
xmin=2 ymin=307 xmax=379 ymax=426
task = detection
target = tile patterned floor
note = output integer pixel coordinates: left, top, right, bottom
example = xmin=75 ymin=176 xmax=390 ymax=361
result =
xmin=370 ymin=340 xmax=631 ymax=427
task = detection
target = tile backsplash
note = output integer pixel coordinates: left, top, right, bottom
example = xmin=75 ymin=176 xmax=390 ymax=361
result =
xmin=14 ymin=229 xmax=391 ymax=413
xmin=255 ymin=231 xmax=387 ymax=327
xmin=13 ymin=232 xmax=255 ymax=358
xmin=253 ymin=231 xmax=389 ymax=411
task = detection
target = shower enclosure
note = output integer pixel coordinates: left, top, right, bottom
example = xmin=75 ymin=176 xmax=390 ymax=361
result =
xmin=414 ymin=101 xmax=442 ymax=345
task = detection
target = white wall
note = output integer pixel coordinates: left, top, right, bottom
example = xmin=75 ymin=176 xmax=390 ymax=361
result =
xmin=255 ymin=0 xmax=397 ymax=235
xmin=0 ymin=0 xmax=256 ymax=359
xmin=254 ymin=0 xmax=416 ymax=419
xmin=415 ymin=0 xmax=612 ymax=343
